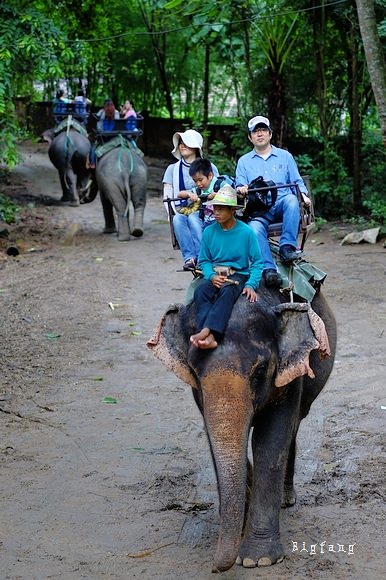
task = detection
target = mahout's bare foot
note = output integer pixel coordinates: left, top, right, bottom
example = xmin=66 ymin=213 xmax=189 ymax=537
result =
xmin=197 ymin=333 xmax=218 ymax=349
xmin=190 ymin=328 xmax=210 ymax=348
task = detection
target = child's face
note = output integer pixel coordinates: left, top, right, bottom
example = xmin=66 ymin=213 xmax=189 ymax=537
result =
xmin=192 ymin=171 xmax=213 ymax=190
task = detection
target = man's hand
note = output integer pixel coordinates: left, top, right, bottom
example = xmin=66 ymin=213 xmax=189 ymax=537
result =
xmin=211 ymin=274 xmax=228 ymax=288
xmin=236 ymin=185 xmax=248 ymax=197
xmin=302 ymin=193 xmax=311 ymax=207
xmin=242 ymin=286 xmax=257 ymax=302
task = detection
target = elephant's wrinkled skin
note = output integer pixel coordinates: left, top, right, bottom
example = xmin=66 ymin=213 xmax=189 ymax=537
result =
xmin=148 ymin=286 xmax=336 ymax=572
xmin=42 ymin=127 xmax=92 ymax=206
xmin=96 ymin=146 xmax=148 ymax=241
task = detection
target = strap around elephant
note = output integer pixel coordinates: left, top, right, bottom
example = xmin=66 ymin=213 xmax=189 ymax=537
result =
xmin=53 ymin=118 xmax=88 ymax=138
xmin=95 ymin=134 xmax=144 ymax=160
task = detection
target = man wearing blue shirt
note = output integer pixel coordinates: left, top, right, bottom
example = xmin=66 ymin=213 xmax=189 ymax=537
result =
xmin=236 ymin=115 xmax=310 ymax=288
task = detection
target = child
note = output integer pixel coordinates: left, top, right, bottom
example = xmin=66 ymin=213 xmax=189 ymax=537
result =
xmin=162 ymin=132 xmax=218 ymax=271
xmin=190 ymin=184 xmax=264 ymax=350
xmin=188 ymin=158 xmax=218 ymax=228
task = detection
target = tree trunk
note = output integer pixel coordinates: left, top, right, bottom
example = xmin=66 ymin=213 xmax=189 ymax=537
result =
xmin=349 ymin=23 xmax=363 ymax=211
xmin=354 ymin=0 xmax=386 ymax=146
xmin=203 ymin=43 xmax=210 ymax=134
xmin=138 ymin=1 xmax=174 ymax=119
xmin=266 ymin=39 xmax=287 ymax=148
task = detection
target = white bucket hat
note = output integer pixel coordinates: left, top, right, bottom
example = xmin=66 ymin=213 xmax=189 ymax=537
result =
xmin=171 ymin=129 xmax=203 ymax=159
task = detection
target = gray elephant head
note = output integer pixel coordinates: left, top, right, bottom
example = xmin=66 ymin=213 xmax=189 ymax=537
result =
xmin=148 ymin=288 xmax=336 ymax=572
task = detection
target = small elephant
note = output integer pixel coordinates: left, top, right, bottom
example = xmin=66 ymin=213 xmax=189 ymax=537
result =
xmin=148 ymin=286 xmax=337 ymax=572
xmin=41 ymin=121 xmax=93 ymax=206
xmin=95 ymin=140 xmax=148 ymax=241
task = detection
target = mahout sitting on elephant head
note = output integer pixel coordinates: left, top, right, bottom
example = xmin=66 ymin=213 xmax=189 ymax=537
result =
xmin=189 ymin=184 xmax=264 ymax=350
xmin=148 ymin=265 xmax=336 ymax=572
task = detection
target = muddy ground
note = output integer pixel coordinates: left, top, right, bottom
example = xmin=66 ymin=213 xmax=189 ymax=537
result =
xmin=0 ymin=141 xmax=385 ymax=580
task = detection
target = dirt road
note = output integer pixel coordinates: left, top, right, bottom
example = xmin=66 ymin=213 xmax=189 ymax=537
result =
xmin=0 ymin=142 xmax=385 ymax=579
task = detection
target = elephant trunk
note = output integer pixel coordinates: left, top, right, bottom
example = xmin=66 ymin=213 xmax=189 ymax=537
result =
xmin=202 ymin=372 xmax=254 ymax=572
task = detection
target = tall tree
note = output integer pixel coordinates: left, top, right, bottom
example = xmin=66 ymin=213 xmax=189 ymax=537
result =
xmin=354 ymin=0 xmax=386 ymax=145
xmin=253 ymin=12 xmax=300 ymax=146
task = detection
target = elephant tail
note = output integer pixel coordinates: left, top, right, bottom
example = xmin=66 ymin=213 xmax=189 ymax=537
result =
xmin=122 ymin=149 xmax=134 ymax=218
xmin=63 ymin=130 xmax=76 ymax=191
xmin=123 ymin=172 xmax=131 ymax=218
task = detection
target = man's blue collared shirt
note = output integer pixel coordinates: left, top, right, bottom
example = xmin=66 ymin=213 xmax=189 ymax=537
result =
xmin=236 ymin=145 xmax=307 ymax=196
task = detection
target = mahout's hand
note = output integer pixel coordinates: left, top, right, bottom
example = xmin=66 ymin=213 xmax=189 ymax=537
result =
xmin=242 ymin=286 xmax=257 ymax=302
xmin=211 ymin=274 xmax=228 ymax=288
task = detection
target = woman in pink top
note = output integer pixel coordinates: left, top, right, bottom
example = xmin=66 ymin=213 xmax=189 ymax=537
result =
xmin=120 ymin=100 xmax=136 ymax=119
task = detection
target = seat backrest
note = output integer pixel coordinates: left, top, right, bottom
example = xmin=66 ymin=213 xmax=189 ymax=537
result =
xmin=267 ymin=175 xmax=315 ymax=249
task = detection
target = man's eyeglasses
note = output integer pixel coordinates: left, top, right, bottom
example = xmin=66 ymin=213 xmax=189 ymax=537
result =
xmin=252 ymin=127 xmax=269 ymax=134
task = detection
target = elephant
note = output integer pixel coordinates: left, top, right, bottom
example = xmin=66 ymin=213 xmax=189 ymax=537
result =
xmin=95 ymin=138 xmax=148 ymax=241
xmin=147 ymin=284 xmax=337 ymax=572
xmin=41 ymin=120 xmax=94 ymax=206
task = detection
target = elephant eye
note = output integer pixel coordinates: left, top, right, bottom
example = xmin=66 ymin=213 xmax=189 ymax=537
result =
xmin=252 ymin=363 xmax=268 ymax=378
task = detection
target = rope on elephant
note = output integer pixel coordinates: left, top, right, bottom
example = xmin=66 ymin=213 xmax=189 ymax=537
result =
xmin=95 ymin=134 xmax=144 ymax=160
xmin=53 ymin=117 xmax=88 ymax=138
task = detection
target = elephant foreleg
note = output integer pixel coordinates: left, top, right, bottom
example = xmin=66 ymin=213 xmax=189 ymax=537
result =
xmin=237 ymin=386 xmax=302 ymax=568
xmin=282 ymin=436 xmax=298 ymax=508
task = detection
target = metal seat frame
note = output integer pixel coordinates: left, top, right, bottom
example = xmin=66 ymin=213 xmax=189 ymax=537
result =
xmin=164 ymin=175 xmax=315 ymax=252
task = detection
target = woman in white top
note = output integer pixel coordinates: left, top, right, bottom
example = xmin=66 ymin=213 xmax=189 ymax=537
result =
xmin=162 ymin=130 xmax=218 ymax=270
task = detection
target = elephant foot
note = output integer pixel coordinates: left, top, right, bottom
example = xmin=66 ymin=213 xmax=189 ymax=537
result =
xmin=118 ymin=233 xmax=131 ymax=242
xmin=282 ymin=484 xmax=297 ymax=508
xmin=237 ymin=536 xmax=285 ymax=568
xmin=131 ymin=227 xmax=143 ymax=238
xmin=69 ymin=199 xmax=80 ymax=207
xmin=103 ymin=227 xmax=117 ymax=234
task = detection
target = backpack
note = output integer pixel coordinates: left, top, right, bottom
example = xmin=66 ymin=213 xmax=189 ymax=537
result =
xmin=243 ymin=176 xmax=277 ymax=219
xmin=213 ymin=174 xmax=236 ymax=192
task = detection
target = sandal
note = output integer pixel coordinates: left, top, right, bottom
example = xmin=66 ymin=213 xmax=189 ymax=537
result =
xmin=183 ymin=258 xmax=197 ymax=271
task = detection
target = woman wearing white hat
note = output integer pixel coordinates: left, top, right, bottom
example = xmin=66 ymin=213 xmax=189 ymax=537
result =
xmin=162 ymin=129 xmax=218 ymax=270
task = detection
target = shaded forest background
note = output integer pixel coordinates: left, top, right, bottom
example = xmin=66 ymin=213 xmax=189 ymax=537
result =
xmin=0 ymin=0 xmax=385 ymax=226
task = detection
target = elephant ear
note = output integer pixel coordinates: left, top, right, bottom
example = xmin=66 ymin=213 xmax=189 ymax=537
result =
xmin=147 ymin=304 xmax=198 ymax=390
xmin=273 ymin=302 xmax=331 ymax=388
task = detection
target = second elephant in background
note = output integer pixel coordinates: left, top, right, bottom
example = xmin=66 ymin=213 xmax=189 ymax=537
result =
xmin=96 ymin=141 xmax=148 ymax=241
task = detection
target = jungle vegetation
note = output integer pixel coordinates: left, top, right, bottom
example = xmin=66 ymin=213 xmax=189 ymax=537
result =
xmin=0 ymin=0 xmax=385 ymax=225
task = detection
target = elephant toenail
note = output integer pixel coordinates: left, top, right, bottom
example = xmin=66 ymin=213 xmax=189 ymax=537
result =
xmin=243 ymin=557 xmax=257 ymax=568
xmin=257 ymin=556 xmax=272 ymax=566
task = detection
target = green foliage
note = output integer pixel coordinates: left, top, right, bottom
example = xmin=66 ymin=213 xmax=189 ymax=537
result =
xmin=302 ymin=147 xmax=353 ymax=219
xmin=0 ymin=115 xmax=20 ymax=168
xmin=208 ymin=140 xmax=237 ymax=176
xmin=314 ymin=216 xmax=328 ymax=231
xmin=0 ymin=194 xmax=19 ymax=224
xmin=363 ymin=198 xmax=386 ymax=226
